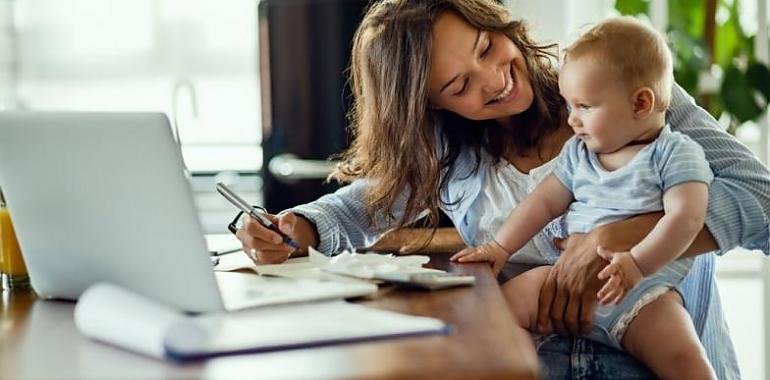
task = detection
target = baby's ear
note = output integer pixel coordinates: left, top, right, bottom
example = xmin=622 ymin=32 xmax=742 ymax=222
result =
xmin=631 ymin=87 xmax=655 ymax=118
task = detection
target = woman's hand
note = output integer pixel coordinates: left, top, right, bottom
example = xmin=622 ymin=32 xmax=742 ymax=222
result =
xmin=536 ymin=212 xmax=666 ymax=337
xmin=450 ymin=242 xmax=510 ymax=277
xmin=537 ymin=212 xmax=716 ymax=337
xmin=536 ymin=232 xmax=606 ymax=337
xmin=235 ymin=212 xmax=316 ymax=265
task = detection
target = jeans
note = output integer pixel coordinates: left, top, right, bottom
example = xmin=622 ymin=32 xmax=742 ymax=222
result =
xmin=537 ymin=335 xmax=655 ymax=379
xmin=500 ymin=262 xmax=656 ymax=379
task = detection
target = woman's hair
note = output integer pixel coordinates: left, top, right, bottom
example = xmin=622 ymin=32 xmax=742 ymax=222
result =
xmin=564 ymin=16 xmax=673 ymax=111
xmin=331 ymin=0 xmax=564 ymax=244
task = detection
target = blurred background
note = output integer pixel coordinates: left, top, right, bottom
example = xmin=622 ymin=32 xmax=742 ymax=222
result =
xmin=0 ymin=0 xmax=766 ymax=378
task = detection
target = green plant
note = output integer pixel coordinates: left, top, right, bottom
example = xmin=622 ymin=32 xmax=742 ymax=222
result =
xmin=615 ymin=0 xmax=770 ymax=133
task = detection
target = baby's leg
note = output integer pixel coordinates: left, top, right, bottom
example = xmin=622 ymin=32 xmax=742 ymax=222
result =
xmin=501 ymin=266 xmax=551 ymax=331
xmin=621 ymin=290 xmax=716 ymax=380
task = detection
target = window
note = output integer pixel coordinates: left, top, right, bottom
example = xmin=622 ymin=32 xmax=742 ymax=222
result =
xmin=10 ymin=0 xmax=261 ymax=173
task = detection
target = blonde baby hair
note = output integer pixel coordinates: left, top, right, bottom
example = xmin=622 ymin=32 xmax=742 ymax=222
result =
xmin=564 ymin=16 xmax=673 ymax=112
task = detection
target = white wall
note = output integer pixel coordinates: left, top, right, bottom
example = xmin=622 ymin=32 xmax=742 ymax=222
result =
xmin=505 ymin=0 xmax=614 ymax=45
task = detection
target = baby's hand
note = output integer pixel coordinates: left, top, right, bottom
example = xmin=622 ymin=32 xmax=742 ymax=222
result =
xmin=450 ymin=242 xmax=510 ymax=277
xmin=596 ymin=247 xmax=644 ymax=305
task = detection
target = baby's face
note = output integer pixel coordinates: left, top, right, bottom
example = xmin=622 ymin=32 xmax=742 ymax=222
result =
xmin=559 ymin=56 xmax=642 ymax=153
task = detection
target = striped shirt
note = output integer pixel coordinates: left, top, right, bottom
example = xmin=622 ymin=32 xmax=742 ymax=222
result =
xmin=289 ymin=84 xmax=769 ymax=379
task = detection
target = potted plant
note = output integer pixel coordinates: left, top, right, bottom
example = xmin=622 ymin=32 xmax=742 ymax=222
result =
xmin=616 ymin=0 xmax=770 ymax=134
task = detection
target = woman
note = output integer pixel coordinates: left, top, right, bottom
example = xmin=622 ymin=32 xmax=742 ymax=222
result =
xmin=236 ymin=0 xmax=769 ymax=378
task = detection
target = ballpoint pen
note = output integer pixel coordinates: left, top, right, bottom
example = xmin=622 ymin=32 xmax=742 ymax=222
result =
xmin=216 ymin=182 xmax=300 ymax=250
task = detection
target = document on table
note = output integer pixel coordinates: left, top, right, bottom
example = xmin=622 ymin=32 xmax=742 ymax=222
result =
xmin=214 ymin=247 xmax=444 ymax=284
xmin=74 ymin=283 xmax=448 ymax=361
xmin=205 ymin=233 xmax=242 ymax=255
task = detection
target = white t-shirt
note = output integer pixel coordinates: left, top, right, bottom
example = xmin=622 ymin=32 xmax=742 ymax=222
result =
xmin=467 ymin=158 xmax=562 ymax=265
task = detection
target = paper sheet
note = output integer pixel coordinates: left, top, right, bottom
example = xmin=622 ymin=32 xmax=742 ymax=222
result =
xmin=213 ymin=254 xmax=367 ymax=284
xmin=312 ymin=247 xmax=439 ymax=279
xmin=204 ymin=233 xmax=242 ymax=254
xmin=217 ymin=273 xmax=377 ymax=310
xmin=214 ymin=247 xmax=442 ymax=283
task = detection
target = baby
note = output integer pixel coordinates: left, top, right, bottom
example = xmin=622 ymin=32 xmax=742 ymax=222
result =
xmin=452 ymin=17 xmax=716 ymax=379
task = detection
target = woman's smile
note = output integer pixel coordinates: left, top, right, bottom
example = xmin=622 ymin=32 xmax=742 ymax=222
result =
xmin=487 ymin=63 xmax=518 ymax=105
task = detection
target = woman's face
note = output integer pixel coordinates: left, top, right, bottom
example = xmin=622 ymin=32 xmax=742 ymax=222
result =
xmin=427 ymin=11 xmax=534 ymax=124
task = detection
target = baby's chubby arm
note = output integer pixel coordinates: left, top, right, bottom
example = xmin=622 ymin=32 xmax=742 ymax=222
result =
xmin=451 ymin=174 xmax=573 ymax=275
xmin=495 ymin=174 xmax=574 ymax=254
xmin=631 ymin=181 xmax=709 ymax=275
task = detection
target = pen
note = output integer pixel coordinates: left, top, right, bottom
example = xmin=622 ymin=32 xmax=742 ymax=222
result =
xmin=209 ymin=247 xmax=242 ymax=257
xmin=216 ymin=182 xmax=300 ymax=250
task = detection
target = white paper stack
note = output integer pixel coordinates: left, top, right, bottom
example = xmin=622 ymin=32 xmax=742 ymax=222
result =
xmin=215 ymin=247 xmax=443 ymax=283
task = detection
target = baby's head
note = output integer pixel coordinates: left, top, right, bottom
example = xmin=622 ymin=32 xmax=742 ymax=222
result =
xmin=559 ymin=17 xmax=673 ymax=152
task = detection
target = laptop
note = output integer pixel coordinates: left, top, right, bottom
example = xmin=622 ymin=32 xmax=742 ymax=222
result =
xmin=0 ymin=112 xmax=375 ymax=313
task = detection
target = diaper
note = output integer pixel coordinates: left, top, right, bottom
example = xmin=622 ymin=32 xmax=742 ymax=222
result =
xmin=587 ymin=257 xmax=694 ymax=350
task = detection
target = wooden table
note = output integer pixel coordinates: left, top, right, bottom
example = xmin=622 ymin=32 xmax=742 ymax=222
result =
xmin=0 ymin=254 xmax=539 ymax=380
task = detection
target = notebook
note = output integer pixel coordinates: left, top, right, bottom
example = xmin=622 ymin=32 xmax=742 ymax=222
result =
xmin=75 ymin=283 xmax=449 ymax=361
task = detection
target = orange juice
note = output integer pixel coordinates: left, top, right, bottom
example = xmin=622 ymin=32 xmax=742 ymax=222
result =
xmin=0 ymin=192 xmax=29 ymax=289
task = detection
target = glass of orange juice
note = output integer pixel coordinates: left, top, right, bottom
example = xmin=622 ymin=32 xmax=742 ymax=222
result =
xmin=0 ymin=187 xmax=30 ymax=290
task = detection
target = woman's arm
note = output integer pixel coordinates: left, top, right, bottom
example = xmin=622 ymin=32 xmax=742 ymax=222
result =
xmin=533 ymin=212 xmax=717 ymax=337
xmin=237 ymin=179 xmax=410 ymax=264
xmin=595 ymin=212 xmax=717 ymax=257
xmin=286 ymin=179 xmax=413 ymax=255
xmin=371 ymin=227 xmax=465 ymax=253
xmin=668 ymin=84 xmax=770 ymax=254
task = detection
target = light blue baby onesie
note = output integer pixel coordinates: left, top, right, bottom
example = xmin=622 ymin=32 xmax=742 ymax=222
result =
xmin=551 ymin=125 xmax=713 ymax=349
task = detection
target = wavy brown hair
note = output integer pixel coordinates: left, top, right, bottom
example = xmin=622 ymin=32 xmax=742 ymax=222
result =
xmin=332 ymin=0 xmax=564 ymax=243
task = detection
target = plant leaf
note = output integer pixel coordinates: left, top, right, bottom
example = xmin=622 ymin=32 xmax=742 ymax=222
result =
xmin=668 ymin=0 xmax=704 ymax=37
xmin=720 ymin=63 xmax=764 ymax=123
xmin=615 ymin=0 xmax=649 ymax=16
xmin=746 ymin=62 xmax=770 ymax=102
